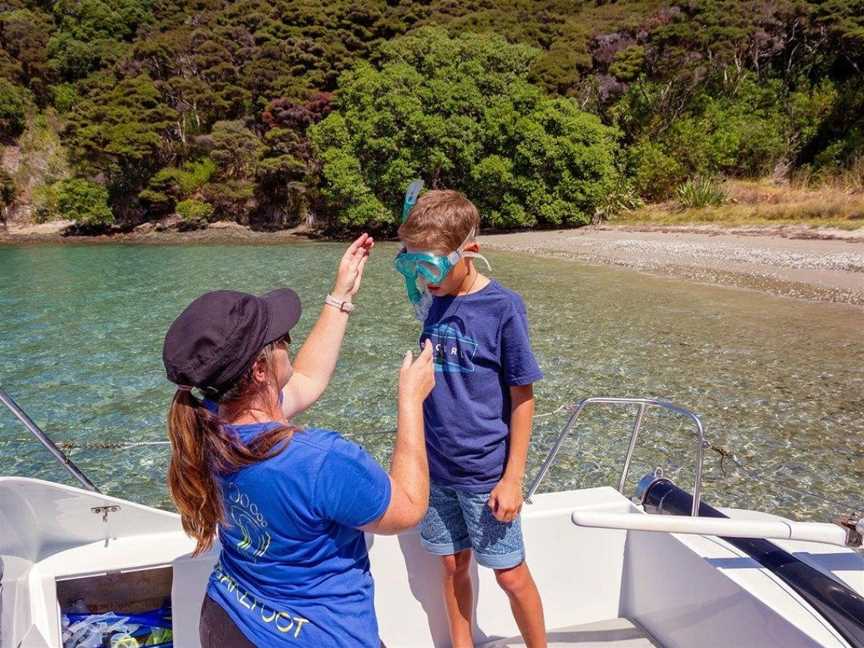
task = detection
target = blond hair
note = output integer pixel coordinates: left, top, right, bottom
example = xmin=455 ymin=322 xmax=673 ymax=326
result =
xmin=398 ymin=190 xmax=480 ymax=252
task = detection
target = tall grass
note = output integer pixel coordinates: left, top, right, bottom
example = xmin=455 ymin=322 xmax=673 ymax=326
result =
xmin=792 ymin=156 xmax=864 ymax=194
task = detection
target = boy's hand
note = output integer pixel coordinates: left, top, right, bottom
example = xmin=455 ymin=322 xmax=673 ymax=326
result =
xmin=332 ymin=233 xmax=374 ymax=301
xmin=488 ymin=477 xmax=523 ymax=523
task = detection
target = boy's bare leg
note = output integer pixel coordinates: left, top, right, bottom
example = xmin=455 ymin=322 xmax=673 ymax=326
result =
xmin=494 ymin=562 xmax=546 ymax=648
xmin=441 ymin=550 xmax=474 ymax=647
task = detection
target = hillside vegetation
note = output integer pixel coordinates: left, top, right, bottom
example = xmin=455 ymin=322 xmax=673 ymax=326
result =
xmin=0 ymin=0 xmax=862 ymax=232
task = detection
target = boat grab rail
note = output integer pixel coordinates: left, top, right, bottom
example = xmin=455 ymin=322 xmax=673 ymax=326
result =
xmin=0 ymin=386 xmax=100 ymax=492
xmin=526 ymin=397 xmax=705 ymax=516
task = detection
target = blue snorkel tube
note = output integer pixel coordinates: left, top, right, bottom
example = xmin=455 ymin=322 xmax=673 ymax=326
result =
xmin=397 ymin=179 xmax=427 ymax=315
xmin=401 ymin=179 xmax=424 ymax=224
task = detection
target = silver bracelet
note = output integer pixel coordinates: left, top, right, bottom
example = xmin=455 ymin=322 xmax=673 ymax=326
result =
xmin=324 ymin=294 xmax=355 ymax=313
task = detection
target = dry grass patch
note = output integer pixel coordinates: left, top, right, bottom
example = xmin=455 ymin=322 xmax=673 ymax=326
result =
xmin=615 ymin=178 xmax=864 ymax=229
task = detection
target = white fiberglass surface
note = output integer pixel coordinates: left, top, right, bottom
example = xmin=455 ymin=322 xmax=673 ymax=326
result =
xmin=1 ymin=478 xmax=858 ymax=648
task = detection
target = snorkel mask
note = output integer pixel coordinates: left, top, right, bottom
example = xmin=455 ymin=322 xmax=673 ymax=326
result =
xmin=394 ymin=179 xmax=491 ymax=320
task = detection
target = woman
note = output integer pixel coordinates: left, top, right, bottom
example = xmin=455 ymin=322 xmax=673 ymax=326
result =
xmin=162 ymin=234 xmax=435 ymax=647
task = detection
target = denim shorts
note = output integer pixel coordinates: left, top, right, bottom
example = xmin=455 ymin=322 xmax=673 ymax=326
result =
xmin=419 ymin=482 xmax=525 ymax=569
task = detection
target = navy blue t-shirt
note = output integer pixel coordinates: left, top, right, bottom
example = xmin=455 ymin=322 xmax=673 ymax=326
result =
xmin=206 ymin=424 xmax=391 ymax=647
xmin=420 ymin=280 xmax=543 ymax=491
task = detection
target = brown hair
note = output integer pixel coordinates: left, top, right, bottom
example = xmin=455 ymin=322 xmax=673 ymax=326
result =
xmin=398 ymin=189 xmax=480 ymax=252
xmin=167 ymin=340 xmax=295 ymax=555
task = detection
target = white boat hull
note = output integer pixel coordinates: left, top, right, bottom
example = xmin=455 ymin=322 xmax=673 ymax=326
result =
xmin=1 ymin=477 xmax=861 ymax=647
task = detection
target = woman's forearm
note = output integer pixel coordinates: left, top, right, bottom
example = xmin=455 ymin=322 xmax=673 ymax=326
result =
xmin=282 ymin=304 xmax=349 ymax=417
xmin=360 ymin=398 xmax=429 ymax=534
xmin=283 ymin=233 xmax=372 ymax=419
xmin=391 ymin=398 xmax=429 ymax=508
xmin=361 ymin=342 xmax=433 ymax=535
xmin=293 ymin=304 xmax=349 ymax=386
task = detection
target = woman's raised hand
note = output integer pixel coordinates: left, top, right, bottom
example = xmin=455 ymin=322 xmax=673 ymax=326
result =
xmin=332 ymin=233 xmax=374 ymax=301
xmin=399 ymin=339 xmax=435 ymax=406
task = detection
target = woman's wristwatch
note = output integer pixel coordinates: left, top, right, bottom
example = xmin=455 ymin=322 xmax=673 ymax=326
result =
xmin=324 ymin=294 xmax=355 ymax=313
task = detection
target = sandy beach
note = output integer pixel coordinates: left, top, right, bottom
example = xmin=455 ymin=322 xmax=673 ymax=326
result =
xmin=482 ymin=225 xmax=864 ymax=307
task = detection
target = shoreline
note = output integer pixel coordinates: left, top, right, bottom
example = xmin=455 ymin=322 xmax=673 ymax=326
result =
xmin=0 ymin=221 xmax=314 ymax=246
xmin=482 ymin=225 xmax=864 ymax=307
xmin=3 ymin=221 xmax=863 ymax=307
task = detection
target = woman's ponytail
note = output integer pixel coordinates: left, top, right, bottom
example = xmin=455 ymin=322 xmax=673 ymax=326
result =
xmin=167 ymin=389 xmax=226 ymax=555
xmin=166 ymin=359 xmax=295 ymax=555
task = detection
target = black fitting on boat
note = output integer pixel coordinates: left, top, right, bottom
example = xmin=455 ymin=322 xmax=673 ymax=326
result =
xmin=633 ymin=472 xmax=670 ymax=505
xmin=640 ymin=477 xmax=864 ymax=648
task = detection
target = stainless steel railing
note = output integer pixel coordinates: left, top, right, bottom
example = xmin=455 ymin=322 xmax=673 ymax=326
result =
xmin=0 ymin=386 xmax=100 ymax=492
xmin=526 ymin=397 xmax=706 ymax=516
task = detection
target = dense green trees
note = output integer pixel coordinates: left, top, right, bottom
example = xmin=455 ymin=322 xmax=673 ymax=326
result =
xmin=0 ymin=77 xmax=29 ymax=139
xmin=0 ymin=7 xmax=55 ymax=103
xmin=48 ymin=0 xmax=153 ymax=80
xmin=256 ymin=93 xmax=332 ymax=228
xmin=0 ymin=0 xmax=861 ymax=231
xmin=312 ymin=29 xmax=619 ymax=227
xmin=0 ymin=167 xmax=14 ymax=221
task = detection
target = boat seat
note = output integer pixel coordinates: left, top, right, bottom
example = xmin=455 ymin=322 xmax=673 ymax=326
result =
xmin=480 ymin=618 xmax=660 ymax=647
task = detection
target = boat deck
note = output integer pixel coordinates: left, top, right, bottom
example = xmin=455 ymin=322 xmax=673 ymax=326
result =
xmin=481 ymin=618 xmax=660 ymax=647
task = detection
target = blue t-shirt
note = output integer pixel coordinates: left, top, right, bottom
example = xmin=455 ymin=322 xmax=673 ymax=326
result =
xmin=420 ymin=280 xmax=543 ymax=491
xmin=205 ymin=425 xmax=391 ymax=647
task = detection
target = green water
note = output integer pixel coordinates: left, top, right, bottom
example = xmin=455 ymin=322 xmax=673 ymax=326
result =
xmin=1 ymin=242 xmax=862 ymax=520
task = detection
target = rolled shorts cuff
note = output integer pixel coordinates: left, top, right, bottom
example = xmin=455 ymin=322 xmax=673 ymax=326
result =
xmin=419 ymin=536 xmax=473 ymax=556
xmin=474 ymin=548 xmax=525 ymax=570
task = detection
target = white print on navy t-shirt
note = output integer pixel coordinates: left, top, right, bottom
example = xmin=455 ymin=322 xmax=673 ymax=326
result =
xmin=421 ymin=323 xmax=478 ymax=373
xmin=228 ymin=483 xmax=271 ymax=559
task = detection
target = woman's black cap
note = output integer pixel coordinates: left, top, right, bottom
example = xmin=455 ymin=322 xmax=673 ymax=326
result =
xmin=162 ymin=288 xmax=301 ymax=392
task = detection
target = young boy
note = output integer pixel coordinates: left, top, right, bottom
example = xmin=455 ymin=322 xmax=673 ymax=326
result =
xmin=397 ymin=190 xmax=547 ymax=647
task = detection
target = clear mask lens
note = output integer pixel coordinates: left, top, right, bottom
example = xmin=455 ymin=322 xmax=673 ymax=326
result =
xmin=393 ymin=226 xmax=491 ymax=317
xmin=394 ymin=252 xmax=451 ymax=285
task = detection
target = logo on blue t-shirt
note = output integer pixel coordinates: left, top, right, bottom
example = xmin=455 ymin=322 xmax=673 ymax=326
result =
xmin=422 ymin=323 xmax=478 ymax=373
xmin=227 ymin=483 xmax=271 ymax=560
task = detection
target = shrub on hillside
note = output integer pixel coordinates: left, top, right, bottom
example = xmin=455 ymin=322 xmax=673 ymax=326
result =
xmin=55 ymin=177 xmax=113 ymax=225
xmin=139 ymin=158 xmax=217 ymax=213
xmin=664 ymin=82 xmax=787 ymax=178
xmin=32 ymin=183 xmax=60 ymax=222
xmin=51 ymin=83 xmax=80 ymax=114
xmin=675 ymin=177 xmax=726 ymax=210
xmin=176 ymin=198 xmax=215 ymax=222
xmin=627 ymin=140 xmax=686 ymax=201
xmin=616 ymin=75 xmax=791 ymax=195
xmin=202 ymin=180 xmax=255 ymax=223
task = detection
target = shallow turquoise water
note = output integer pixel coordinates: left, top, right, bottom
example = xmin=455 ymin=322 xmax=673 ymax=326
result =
xmin=1 ymin=242 xmax=862 ymax=521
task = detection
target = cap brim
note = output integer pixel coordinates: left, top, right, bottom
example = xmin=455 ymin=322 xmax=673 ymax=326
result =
xmin=261 ymin=288 xmax=302 ymax=344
